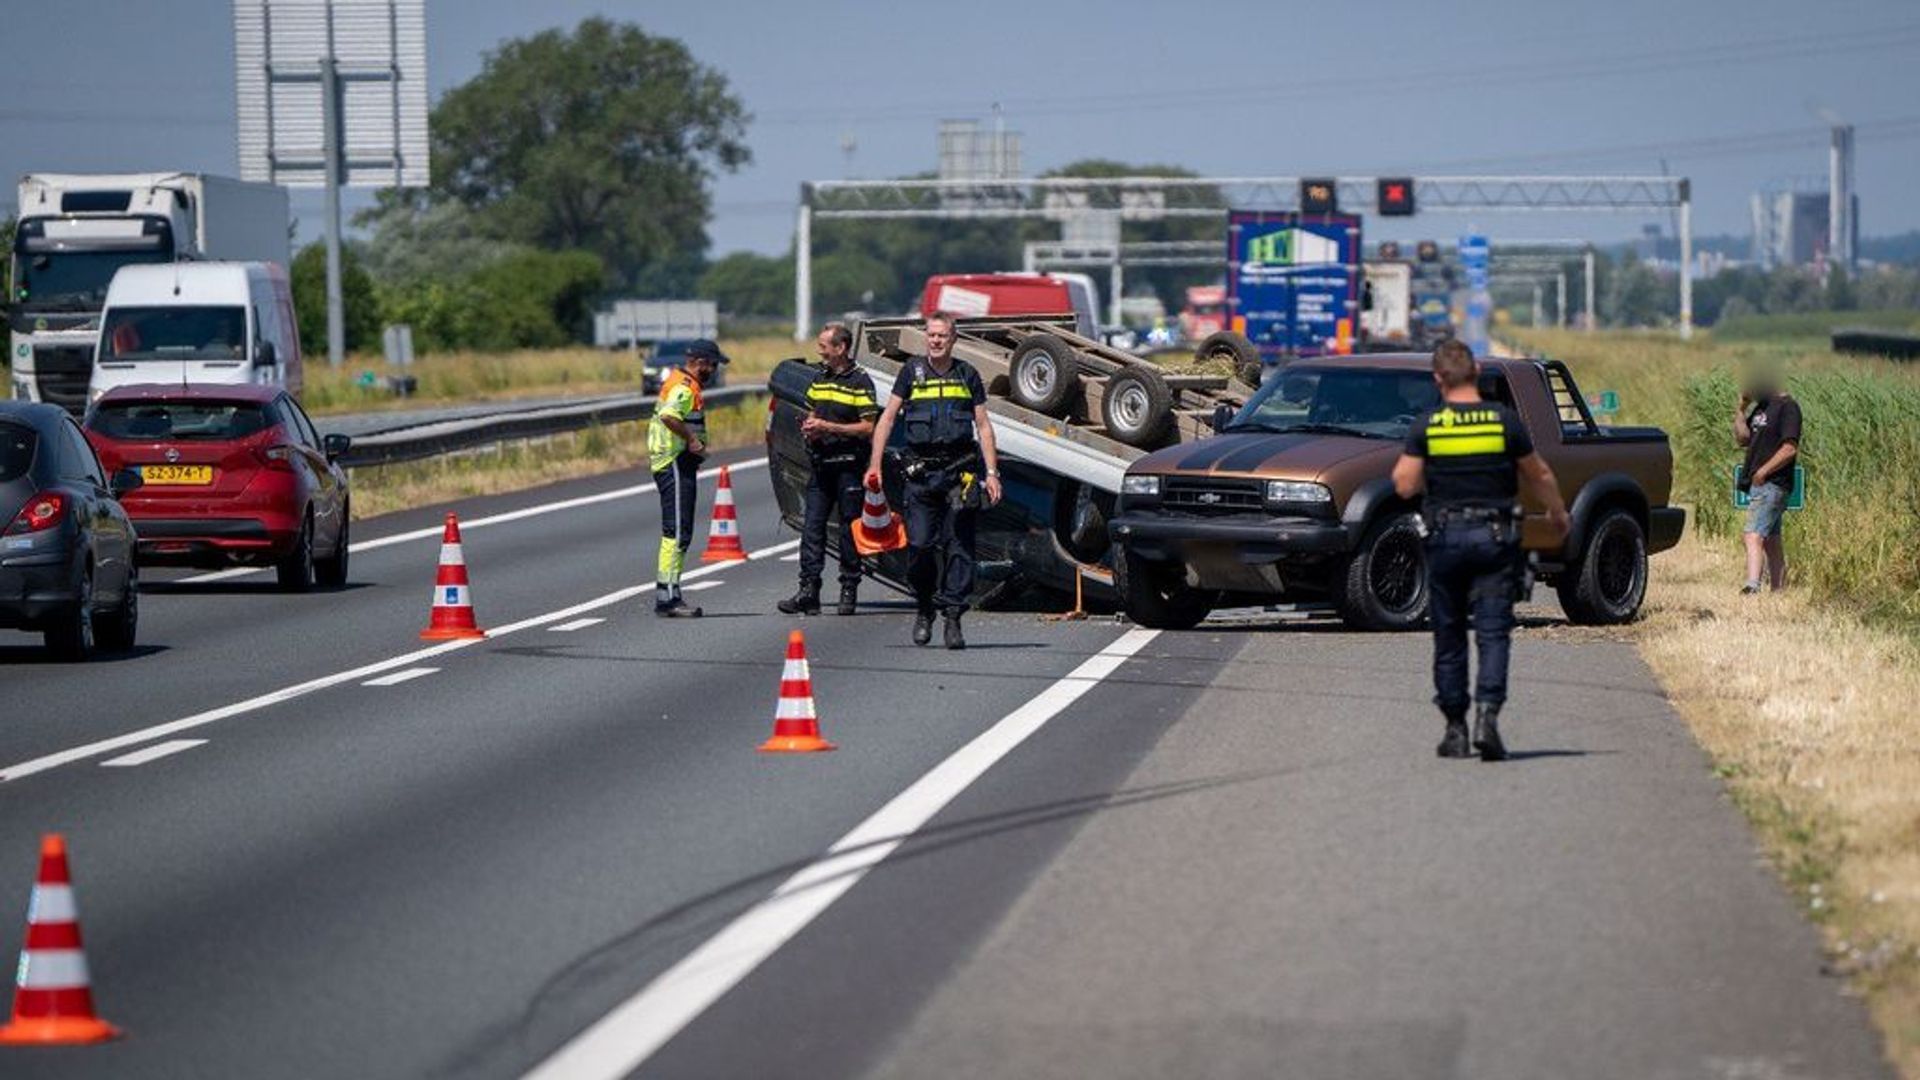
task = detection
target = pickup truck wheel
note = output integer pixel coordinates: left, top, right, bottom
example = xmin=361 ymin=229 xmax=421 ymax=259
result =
xmin=1196 ymin=332 xmax=1261 ymax=389
xmin=1114 ymin=547 xmax=1215 ymax=630
xmin=1102 ymin=368 xmax=1174 ymax=448
xmin=1336 ymin=511 xmax=1428 ymax=631
xmin=1557 ymin=508 xmax=1647 ymax=625
xmin=1008 ymin=335 xmax=1080 ymax=416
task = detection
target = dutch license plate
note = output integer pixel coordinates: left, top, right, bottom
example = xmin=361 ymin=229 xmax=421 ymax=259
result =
xmin=140 ymin=465 xmax=213 ymax=485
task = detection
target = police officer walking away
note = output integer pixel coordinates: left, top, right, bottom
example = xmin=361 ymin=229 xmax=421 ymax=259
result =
xmin=1393 ymin=340 xmax=1569 ymax=760
xmin=865 ymin=311 xmax=1003 ymax=649
xmin=778 ymin=322 xmax=880 ymax=616
xmin=647 ymin=338 xmax=728 ymax=618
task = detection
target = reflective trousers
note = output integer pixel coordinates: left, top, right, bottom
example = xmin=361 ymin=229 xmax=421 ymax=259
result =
xmin=653 ymin=454 xmax=699 ymax=588
xmin=1425 ymin=521 xmax=1519 ymax=713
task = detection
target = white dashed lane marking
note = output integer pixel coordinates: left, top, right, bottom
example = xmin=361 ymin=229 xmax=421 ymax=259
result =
xmin=549 ymin=618 xmax=606 ymax=633
xmin=101 ymin=740 xmax=207 ymax=768
xmin=362 ymin=667 xmax=440 ymax=687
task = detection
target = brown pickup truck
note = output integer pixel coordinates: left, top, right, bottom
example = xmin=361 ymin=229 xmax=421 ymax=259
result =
xmin=1108 ymin=353 xmax=1685 ymax=630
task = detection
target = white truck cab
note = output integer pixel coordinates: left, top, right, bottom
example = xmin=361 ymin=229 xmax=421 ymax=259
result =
xmin=89 ymin=262 xmax=303 ymax=404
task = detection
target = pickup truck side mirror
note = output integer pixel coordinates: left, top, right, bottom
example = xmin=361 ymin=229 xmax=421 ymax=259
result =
xmin=109 ymin=467 xmax=143 ymax=498
xmin=256 ymin=340 xmax=277 ymax=369
xmin=323 ymin=433 xmax=351 ymax=463
xmin=1210 ymin=403 xmax=1236 ymax=433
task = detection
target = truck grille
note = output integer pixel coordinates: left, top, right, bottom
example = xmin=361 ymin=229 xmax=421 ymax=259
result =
xmin=1162 ymin=476 xmax=1265 ymax=514
xmin=32 ymin=346 xmax=92 ymax=414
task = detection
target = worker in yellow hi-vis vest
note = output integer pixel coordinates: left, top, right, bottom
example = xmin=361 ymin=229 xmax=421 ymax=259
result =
xmin=647 ymin=339 xmax=728 ymax=617
xmin=1393 ymin=339 xmax=1568 ymax=761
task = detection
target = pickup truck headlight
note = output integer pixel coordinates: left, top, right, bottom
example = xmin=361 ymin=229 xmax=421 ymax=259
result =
xmin=1266 ymin=480 xmax=1332 ymax=503
xmin=1121 ymin=475 xmax=1161 ymax=496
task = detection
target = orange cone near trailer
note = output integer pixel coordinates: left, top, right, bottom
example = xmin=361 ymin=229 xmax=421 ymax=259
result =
xmin=759 ymin=630 xmax=835 ymax=753
xmin=700 ymin=466 xmax=750 ymax=563
xmin=0 ymin=834 xmax=122 ymax=1046
xmin=420 ymin=513 xmax=487 ymax=640
xmin=851 ymin=477 xmax=907 ymax=557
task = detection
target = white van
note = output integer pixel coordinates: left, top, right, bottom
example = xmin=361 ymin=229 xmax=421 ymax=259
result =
xmin=90 ymin=262 xmax=303 ymax=405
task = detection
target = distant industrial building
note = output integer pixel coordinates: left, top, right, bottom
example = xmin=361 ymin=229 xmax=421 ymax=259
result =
xmin=1750 ymin=189 xmax=1856 ymax=270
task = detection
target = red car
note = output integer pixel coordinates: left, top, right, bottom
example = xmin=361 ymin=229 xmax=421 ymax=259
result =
xmin=82 ymin=384 xmax=351 ymax=590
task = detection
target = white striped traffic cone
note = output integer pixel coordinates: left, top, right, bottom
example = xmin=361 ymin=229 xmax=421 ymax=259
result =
xmin=0 ymin=834 xmax=121 ymax=1045
xmin=759 ymin=630 xmax=835 ymax=753
xmin=700 ymin=465 xmax=749 ymax=562
xmin=851 ymin=476 xmax=907 ymax=557
xmin=420 ymin=513 xmax=487 ymax=640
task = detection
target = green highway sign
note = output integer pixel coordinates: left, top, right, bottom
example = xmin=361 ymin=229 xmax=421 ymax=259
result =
xmin=1587 ymin=390 xmax=1619 ymax=415
xmin=1733 ymin=464 xmax=1806 ymax=511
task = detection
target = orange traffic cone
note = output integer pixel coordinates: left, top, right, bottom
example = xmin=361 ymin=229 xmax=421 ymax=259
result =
xmin=759 ymin=630 xmax=835 ymax=753
xmin=0 ymin=834 xmax=122 ymax=1046
xmin=420 ymin=513 xmax=487 ymax=640
xmin=700 ymin=465 xmax=750 ymax=562
xmin=850 ymin=477 xmax=907 ymax=557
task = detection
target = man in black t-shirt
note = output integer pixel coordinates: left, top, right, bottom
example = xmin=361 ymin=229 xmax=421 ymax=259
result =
xmin=1393 ymin=341 xmax=1569 ymax=761
xmin=1733 ymin=374 xmax=1802 ymax=594
xmin=865 ymin=312 xmax=1003 ymax=649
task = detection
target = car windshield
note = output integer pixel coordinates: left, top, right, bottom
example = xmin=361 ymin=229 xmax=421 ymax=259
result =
xmin=650 ymin=340 xmax=693 ymax=364
xmin=89 ymin=402 xmax=269 ymax=442
xmin=99 ymin=306 xmax=248 ymax=362
xmin=12 ymin=249 xmax=173 ymax=310
xmin=0 ymin=424 xmax=36 ymax=483
xmin=1227 ymin=366 xmax=1439 ymax=440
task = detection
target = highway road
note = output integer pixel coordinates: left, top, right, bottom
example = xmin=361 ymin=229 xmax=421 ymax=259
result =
xmin=0 ymin=449 xmax=1889 ymax=1079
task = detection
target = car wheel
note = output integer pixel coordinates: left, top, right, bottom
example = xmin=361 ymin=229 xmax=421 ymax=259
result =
xmin=1102 ymin=368 xmax=1175 ymax=448
xmin=96 ymin=564 xmax=138 ymax=652
xmin=1336 ymin=511 xmax=1429 ymax=631
xmin=276 ymin=514 xmax=315 ymax=592
xmin=316 ymin=505 xmax=351 ymax=588
xmin=45 ymin=565 xmax=96 ymax=662
xmin=1114 ymin=545 xmax=1215 ymax=630
xmin=1007 ymin=334 xmax=1080 ymax=417
xmin=1557 ymin=508 xmax=1647 ymax=625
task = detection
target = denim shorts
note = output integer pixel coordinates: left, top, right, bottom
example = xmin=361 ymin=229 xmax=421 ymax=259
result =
xmin=1744 ymin=482 xmax=1786 ymax=537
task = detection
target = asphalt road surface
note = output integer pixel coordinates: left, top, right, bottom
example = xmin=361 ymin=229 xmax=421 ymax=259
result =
xmin=0 ymin=450 xmax=1888 ymax=1079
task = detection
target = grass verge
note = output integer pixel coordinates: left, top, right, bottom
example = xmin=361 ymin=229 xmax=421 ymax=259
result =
xmin=346 ymin=396 xmax=767 ymax=519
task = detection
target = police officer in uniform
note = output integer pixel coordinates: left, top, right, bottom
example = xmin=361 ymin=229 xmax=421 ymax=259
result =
xmin=1393 ymin=340 xmax=1568 ymax=760
xmin=778 ymin=322 xmax=880 ymax=616
xmin=865 ymin=311 xmax=1003 ymax=649
xmin=647 ymin=338 xmax=728 ymax=618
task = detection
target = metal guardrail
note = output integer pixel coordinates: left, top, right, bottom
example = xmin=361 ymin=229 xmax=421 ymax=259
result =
xmin=338 ymin=384 xmax=768 ymax=468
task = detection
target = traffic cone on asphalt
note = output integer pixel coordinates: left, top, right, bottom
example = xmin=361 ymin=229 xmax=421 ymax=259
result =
xmin=0 ymin=834 xmax=122 ymax=1046
xmin=759 ymin=630 xmax=835 ymax=753
xmin=850 ymin=477 xmax=907 ymax=557
xmin=700 ymin=466 xmax=750 ymax=563
xmin=420 ymin=513 xmax=487 ymax=640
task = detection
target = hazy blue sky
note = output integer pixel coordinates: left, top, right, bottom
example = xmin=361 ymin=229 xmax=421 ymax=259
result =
xmin=3 ymin=0 xmax=1917 ymax=257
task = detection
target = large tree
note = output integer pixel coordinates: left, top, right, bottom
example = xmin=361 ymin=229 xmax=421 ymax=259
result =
xmin=427 ymin=18 xmax=750 ymax=288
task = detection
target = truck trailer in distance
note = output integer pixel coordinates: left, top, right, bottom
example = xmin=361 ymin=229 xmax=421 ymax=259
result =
xmin=592 ymin=300 xmax=720 ymax=349
xmin=9 ymin=173 xmax=290 ymax=413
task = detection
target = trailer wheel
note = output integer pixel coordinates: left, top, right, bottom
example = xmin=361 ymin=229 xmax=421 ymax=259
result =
xmin=1196 ymin=332 xmax=1262 ymax=389
xmin=1102 ymin=368 xmax=1174 ymax=448
xmin=1007 ymin=335 xmax=1080 ymax=416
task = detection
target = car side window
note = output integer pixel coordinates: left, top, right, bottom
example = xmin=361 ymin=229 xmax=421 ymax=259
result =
xmin=62 ymin=420 xmax=106 ymax=487
xmin=286 ymin=398 xmax=322 ymax=449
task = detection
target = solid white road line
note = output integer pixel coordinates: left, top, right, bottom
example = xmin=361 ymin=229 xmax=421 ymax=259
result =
xmin=680 ymin=580 xmax=724 ymax=592
xmin=548 ymin=618 xmax=606 ymax=633
xmin=178 ymin=458 xmax=770 ymax=583
xmin=0 ymin=538 xmax=802 ymax=782
xmin=778 ymin=553 xmax=800 ymax=562
xmin=100 ymin=740 xmax=207 ymax=768
xmin=362 ymin=667 xmax=439 ymax=687
xmin=521 ymin=627 xmax=1163 ymax=1080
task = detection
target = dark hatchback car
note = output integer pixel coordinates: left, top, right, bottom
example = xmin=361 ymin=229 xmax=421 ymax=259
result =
xmin=643 ymin=339 xmax=726 ymax=395
xmin=0 ymin=401 xmax=142 ymax=658
xmin=83 ymin=385 xmax=351 ymax=591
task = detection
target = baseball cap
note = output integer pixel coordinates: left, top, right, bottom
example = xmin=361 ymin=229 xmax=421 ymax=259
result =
xmin=685 ymin=338 xmax=731 ymax=364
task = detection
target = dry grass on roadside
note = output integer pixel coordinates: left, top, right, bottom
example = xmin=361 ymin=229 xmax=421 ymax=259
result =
xmin=347 ymin=397 xmax=767 ymax=519
xmin=1637 ymin=529 xmax=1920 ymax=1075
xmin=301 ymin=336 xmax=801 ymax=416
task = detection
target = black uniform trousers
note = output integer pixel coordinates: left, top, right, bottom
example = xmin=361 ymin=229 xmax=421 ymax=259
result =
xmin=903 ymin=471 xmax=977 ymax=615
xmin=1425 ymin=520 xmax=1519 ymax=713
xmin=798 ymin=458 xmax=866 ymax=589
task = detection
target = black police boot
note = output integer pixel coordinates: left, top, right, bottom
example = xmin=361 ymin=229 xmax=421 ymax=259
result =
xmin=655 ymin=598 xmax=703 ymax=618
xmin=943 ymin=611 xmax=966 ymax=651
xmin=1436 ymin=711 xmax=1472 ymax=759
xmin=777 ymin=583 xmax=822 ymax=616
xmin=912 ymin=610 xmax=935 ymax=646
xmin=836 ymin=583 xmax=859 ymax=616
xmin=1474 ymin=703 xmax=1508 ymax=762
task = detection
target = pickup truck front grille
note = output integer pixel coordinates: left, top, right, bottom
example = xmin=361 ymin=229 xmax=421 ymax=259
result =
xmin=33 ymin=346 xmax=92 ymax=414
xmin=1162 ymin=476 xmax=1265 ymax=514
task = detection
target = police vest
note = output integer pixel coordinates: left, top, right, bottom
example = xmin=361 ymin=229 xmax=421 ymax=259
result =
xmin=901 ymin=358 xmax=977 ymax=453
